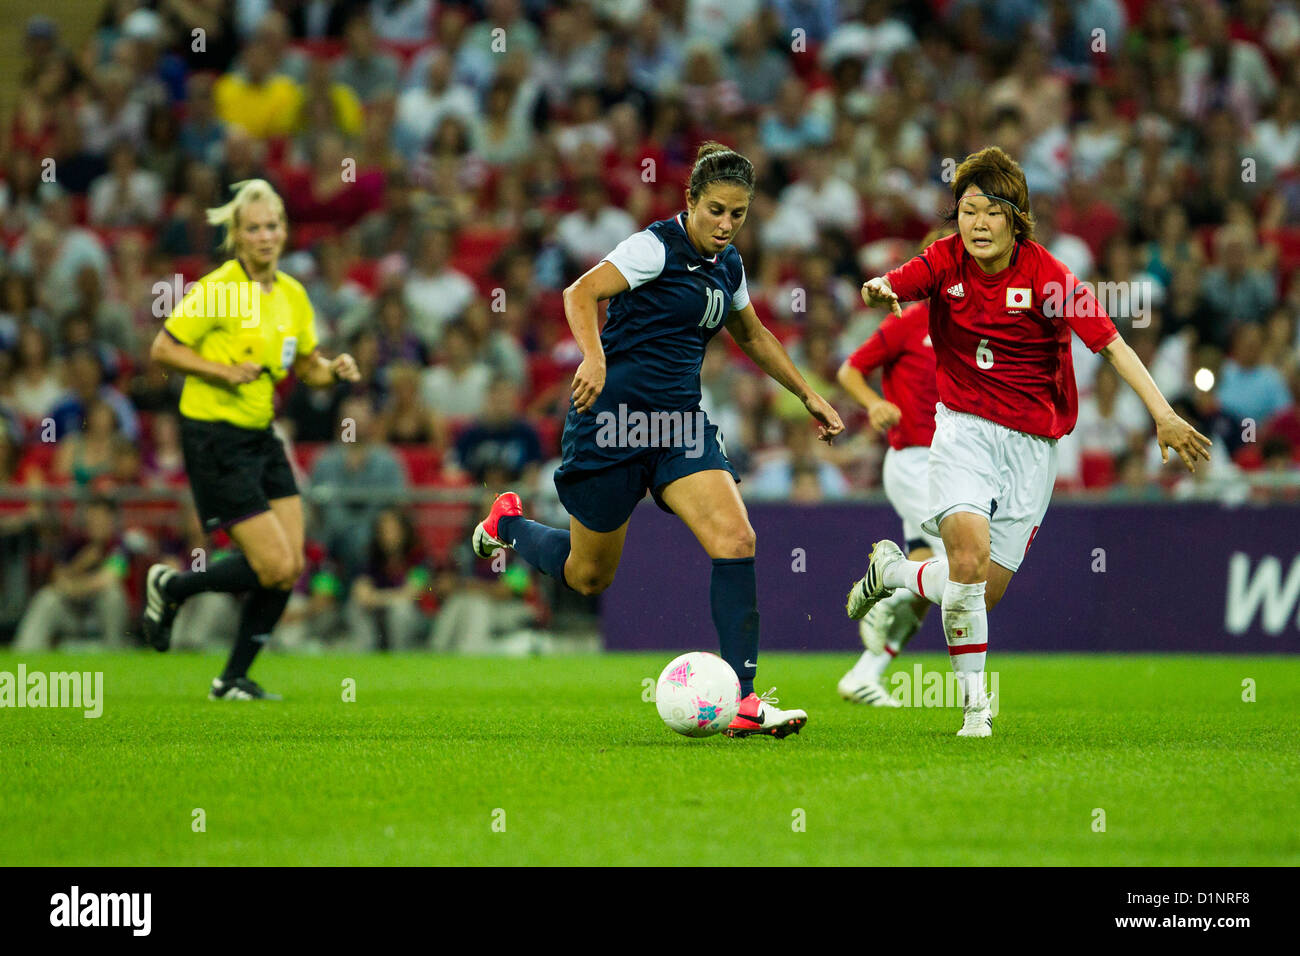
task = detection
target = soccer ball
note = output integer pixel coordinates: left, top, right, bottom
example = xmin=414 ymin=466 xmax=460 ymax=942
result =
xmin=655 ymin=652 xmax=741 ymax=738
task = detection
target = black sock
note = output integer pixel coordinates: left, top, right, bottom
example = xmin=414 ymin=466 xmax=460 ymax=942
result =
xmin=497 ymin=515 xmax=574 ymax=590
xmin=711 ymin=557 xmax=759 ymax=697
xmin=167 ymin=554 xmax=260 ymax=601
xmin=221 ymin=587 xmax=291 ymax=681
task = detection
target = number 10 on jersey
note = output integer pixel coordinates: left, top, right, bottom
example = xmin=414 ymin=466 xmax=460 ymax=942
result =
xmin=698 ymin=287 xmax=726 ymax=329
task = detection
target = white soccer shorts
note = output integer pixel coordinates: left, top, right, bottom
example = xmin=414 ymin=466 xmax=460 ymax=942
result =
xmin=921 ymin=403 xmax=1057 ymax=573
xmin=881 ymin=445 xmax=945 ymax=556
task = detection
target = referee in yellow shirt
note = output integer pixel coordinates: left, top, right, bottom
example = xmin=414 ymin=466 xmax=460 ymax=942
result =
xmin=142 ymin=179 xmax=360 ymax=700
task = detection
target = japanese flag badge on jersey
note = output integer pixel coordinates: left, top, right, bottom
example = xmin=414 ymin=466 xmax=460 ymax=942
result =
xmin=1006 ymin=287 xmax=1032 ymax=309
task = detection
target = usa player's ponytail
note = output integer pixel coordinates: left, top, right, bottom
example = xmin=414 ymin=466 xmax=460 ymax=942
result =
xmin=688 ymin=142 xmax=756 ymax=200
xmin=945 ymin=146 xmax=1036 ymax=241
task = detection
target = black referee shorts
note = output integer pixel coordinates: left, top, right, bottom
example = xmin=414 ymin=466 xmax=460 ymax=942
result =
xmin=179 ymin=417 xmax=299 ymax=533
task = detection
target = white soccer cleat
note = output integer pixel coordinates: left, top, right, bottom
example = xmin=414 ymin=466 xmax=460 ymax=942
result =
xmin=859 ymin=599 xmax=894 ymax=654
xmin=845 ymin=539 xmax=904 ymax=620
xmin=837 ymin=670 xmax=902 ymax=707
xmin=957 ymin=695 xmax=994 ymax=737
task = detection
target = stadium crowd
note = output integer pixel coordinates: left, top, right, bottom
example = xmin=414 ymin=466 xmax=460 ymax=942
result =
xmin=2 ymin=0 xmax=1299 ymax=648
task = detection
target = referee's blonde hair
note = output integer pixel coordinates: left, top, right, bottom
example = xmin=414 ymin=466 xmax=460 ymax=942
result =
xmin=206 ymin=179 xmax=287 ymax=254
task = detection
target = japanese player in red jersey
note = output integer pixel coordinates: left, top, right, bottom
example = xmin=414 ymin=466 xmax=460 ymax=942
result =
xmin=836 ymin=227 xmax=952 ymax=707
xmin=848 ymin=147 xmax=1211 ymax=737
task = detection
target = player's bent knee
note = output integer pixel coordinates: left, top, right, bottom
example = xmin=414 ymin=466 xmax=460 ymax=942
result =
xmin=712 ymin=525 xmax=756 ymax=560
xmin=569 ymin=571 xmax=614 ymax=596
xmin=946 ymin=548 xmax=988 ymax=584
xmin=250 ymin=551 xmax=297 ymax=590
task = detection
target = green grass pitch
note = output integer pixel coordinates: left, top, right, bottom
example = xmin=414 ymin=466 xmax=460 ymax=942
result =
xmin=2 ymin=651 xmax=1297 ymax=866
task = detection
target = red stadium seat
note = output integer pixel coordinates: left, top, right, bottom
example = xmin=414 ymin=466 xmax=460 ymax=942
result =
xmin=395 ymin=445 xmax=442 ymax=485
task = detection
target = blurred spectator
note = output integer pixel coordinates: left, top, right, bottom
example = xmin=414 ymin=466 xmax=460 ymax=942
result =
xmin=403 ymin=228 xmax=477 ymax=348
xmin=10 ymin=325 xmax=63 ymax=426
xmin=48 ymin=348 xmax=139 ymax=442
xmin=378 ymin=360 xmax=445 ymax=446
xmin=244 ymin=8 xmax=309 ymax=84
xmin=214 ymin=36 xmax=304 ymax=138
xmin=450 ymin=378 xmax=542 ymax=483
xmin=775 ymin=152 xmax=862 ymax=238
xmin=471 ymin=76 xmax=537 ymax=167
xmin=88 ymin=142 xmax=164 ymax=228
xmin=728 ymin=17 xmax=793 ymax=109
xmin=419 ymin=321 xmax=492 ymax=419
xmin=1199 ymin=224 xmax=1278 ymax=346
xmin=345 ymin=507 xmax=430 ymax=650
xmin=760 ymin=76 xmax=831 ymax=159
xmin=333 ymin=10 xmax=400 ymax=103
xmin=555 ymin=178 xmax=638 ymax=272
xmin=308 ymin=396 xmax=407 ymax=578
xmin=52 ymin=399 xmax=120 ymax=489
xmin=1073 ymin=362 xmax=1149 ymax=456
xmin=177 ymin=73 xmax=227 ymax=166
xmin=13 ymin=497 xmax=129 ymax=650
xmin=1179 ymin=1 xmax=1275 ymax=124
xmin=1218 ymin=322 xmax=1292 ymax=426
xmin=77 ymin=63 xmax=147 ymax=155
xmin=1249 ymin=85 xmax=1300 ymax=184
xmin=395 ymin=49 xmax=478 ymax=160
xmin=10 ymin=210 xmax=111 ymax=320
xmin=281 ymin=131 xmax=384 ymax=231
xmin=818 ymin=0 xmax=914 ymax=77
xmin=748 ymin=419 xmax=849 ymax=501
xmin=457 ymin=0 xmax=543 ymax=92
xmin=370 ymin=0 xmax=435 ymax=44
xmin=159 ymin=161 xmax=224 ymax=259
xmin=293 ymin=56 xmax=365 ymax=150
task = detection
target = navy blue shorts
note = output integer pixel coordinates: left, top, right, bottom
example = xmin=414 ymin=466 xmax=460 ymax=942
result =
xmin=553 ymin=421 xmax=739 ymax=533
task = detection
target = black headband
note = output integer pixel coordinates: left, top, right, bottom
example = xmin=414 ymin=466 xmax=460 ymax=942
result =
xmin=967 ymin=192 xmax=1022 ymax=213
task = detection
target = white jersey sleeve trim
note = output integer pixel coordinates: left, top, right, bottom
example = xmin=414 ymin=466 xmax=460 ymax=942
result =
xmin=602 ymin=230 xmax=665 ymax=291
xmin=731 ymin=262 xmax=751 ymax=311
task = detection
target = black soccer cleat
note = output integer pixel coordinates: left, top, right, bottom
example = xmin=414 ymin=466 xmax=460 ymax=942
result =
xmin=208 ymin=677 xmax=283 ymax=701
xmin=142 ymin=564 xmax=180 ymax=651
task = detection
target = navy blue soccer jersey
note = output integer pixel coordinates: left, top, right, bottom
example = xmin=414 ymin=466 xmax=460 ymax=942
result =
xmin=558 ymin=212 xmax=750 ymax=472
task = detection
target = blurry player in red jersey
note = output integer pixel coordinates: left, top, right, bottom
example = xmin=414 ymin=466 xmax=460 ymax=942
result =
xmin=847 ymin=147 xmax=1210 ymax=736
xmin=836 ymin=227 xmax=952 ymax=707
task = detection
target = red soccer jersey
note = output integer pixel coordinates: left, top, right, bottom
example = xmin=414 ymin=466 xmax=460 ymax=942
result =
xmin=846 ymin=301 xmax=938 ymax=450
xmin=885 ymin=233 xmax=1119 ymax=439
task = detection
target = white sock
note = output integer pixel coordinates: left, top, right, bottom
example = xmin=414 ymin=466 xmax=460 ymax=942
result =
xmin=851 ymin=647 xmax=895 ymax=682
xmin=942 ymin=579 xmax=988 ymax=707
xmin=884 ymin=556 xmax=948 ymax=606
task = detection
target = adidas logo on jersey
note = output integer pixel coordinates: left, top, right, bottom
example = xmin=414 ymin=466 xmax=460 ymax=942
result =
xmin=946 ymin=283 xmax=965 ymax=298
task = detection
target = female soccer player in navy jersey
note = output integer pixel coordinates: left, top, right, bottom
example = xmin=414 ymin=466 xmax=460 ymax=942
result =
xmin=848 ymin=146 xmax=1211 ymax=737
xmin=472 ymin=142 xmax=844 ymax=738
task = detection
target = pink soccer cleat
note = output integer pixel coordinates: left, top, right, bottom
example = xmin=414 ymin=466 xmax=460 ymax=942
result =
xmin=472 ymin=492 xmax=523 ymax=558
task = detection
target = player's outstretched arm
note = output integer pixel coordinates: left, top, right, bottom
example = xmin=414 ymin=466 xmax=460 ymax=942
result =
xmin=861 ymin=277 xmax=903 ymax=317
xmin=836 ymin=360 xmax=901 ymax=434
xmin=724 ymin=303 xmax=844 ymax=442
xmin=1099 ymin=336 xmax=1212 ymax=472
xmin=563 ymin=261 xmax=628 ymax=414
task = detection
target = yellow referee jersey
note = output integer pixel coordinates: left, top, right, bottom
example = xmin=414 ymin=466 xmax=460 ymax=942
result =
xmin=164 ymin=259 xmax=319 ymax=430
